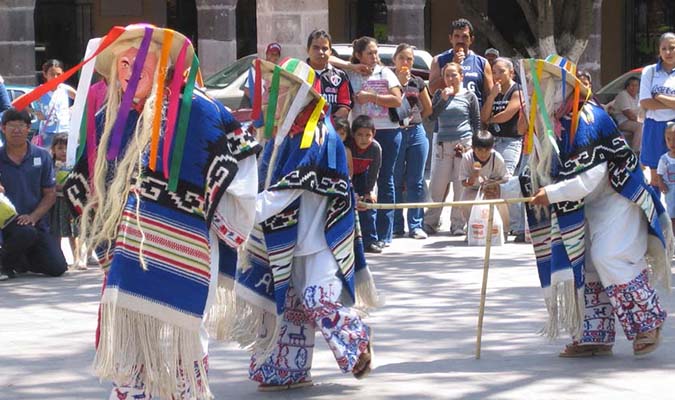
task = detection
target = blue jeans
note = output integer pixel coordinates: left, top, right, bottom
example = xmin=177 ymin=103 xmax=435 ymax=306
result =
xmin=494 ymin=136 xmax=524 ymax=233
xmin=394 ymin=124 xmax=429 ymax=233
xmin=353 ymin=172 xmax=378 ymax=246
xmin=375 ymin=127 xmax=402 ymax=243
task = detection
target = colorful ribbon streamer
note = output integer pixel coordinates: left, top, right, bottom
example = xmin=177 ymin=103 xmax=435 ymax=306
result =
xmin=11 ymin=27 xmax=125 ymax=111
xmin=106 ymin=27 xmax=154 ymax=161
xmin=301 ymin=97 xmax=326 ymax=149
xmin=168 ymin=54 xmax=200 ymax=192
xmin=529 ymin=59 xmax=560 ymax=157
xmin=162 ymin=40 xmax=189 ymax=178
xmin=149 ymin=30 xmax=175 ymax=171
xmin=264 ymin=66 xmax=281 ymax=139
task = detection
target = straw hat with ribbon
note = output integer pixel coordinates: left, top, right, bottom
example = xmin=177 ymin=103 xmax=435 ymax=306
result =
xmin=94 ymin=24 xmax=195 ymax=80
xmin=12 ymin=24 xmax=202 ymax=192
xmin=250 ymin=57 xmax=328 ymax=188
xmin=519 ymin=55 xmax=592 ymax=157
xmin=250 ymin=57 xmax=325 ymax=146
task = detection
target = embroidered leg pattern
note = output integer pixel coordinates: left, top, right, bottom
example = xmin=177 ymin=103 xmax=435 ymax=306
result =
xmin=302 ymin=284 xmax=370 ymax=373
xmin=249 ymin=284 xmax=315 ymax=386
xmin=605 ymin=270 xmax=667 ymax=341
xmin=574 ymin=280 xmax=616 ymax=345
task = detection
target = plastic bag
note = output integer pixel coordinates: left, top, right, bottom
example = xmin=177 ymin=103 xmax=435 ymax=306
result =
xmin=467 ymin=191 xmax=504 ymax=247
xmin=0 ymin=193 xmax=17 ymax=228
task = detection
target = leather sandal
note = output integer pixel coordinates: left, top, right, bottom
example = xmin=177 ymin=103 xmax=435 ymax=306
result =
xmin=257 ymin=380 xmax=313 ymax=392
xmin=633 ymin=326 xmax=662 ymax=356
xmin=353 ymin=327 xmax=374 ymax=379
xmin=558 ymin=343 xmax=613 ymax=358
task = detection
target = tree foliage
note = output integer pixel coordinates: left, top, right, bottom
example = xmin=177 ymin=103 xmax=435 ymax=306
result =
xmin=459 ymin=0 xmax=595 ymax=62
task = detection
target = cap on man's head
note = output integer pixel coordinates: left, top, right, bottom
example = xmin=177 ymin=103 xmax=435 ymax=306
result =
xmin=266 ymin=42 xmax=282 ymax=55
xmin=485 ymin=48 xmax=499 ymax=57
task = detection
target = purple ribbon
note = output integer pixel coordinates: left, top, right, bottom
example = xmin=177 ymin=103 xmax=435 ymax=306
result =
xmin=106 ymin=27 xmax=154 ymax=161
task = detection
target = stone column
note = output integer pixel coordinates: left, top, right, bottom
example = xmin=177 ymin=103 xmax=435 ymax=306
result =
xmin=384 ymin=0 xmax=427 ymax=48
xmin=0 ymin=0 xmax=36 ymax=85
xmin=195 ymin=0 xmax=238 ymax=78
xmin=256 ymin=0 xmax=329 ymax=60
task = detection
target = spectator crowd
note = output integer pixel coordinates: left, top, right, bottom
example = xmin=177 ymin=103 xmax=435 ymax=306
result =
xmin=0 ymin=19 xmax=674 ymax=281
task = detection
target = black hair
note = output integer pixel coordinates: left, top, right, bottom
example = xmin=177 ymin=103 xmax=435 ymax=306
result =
xmin=450 ymin=18 xmax=474 ymax=37
xmin=473 ymin=130 xmax=494 ymax=149
xmin=624 ymin=76 xmax=640 ymax=89
xmin=351 ymin=114 xmax=375 ymax=134
xmin=307 ymin=29 xmax=333 ymax=51
xmin=1 ymin=108 xmax=32 ymax=126
xmin=333 ymin=117 xmax=350 ymax=137
xmin=351 ymin=36 xmax=377 ymax=64
xmin=42 ymin=59 xmax=65 ymax=74
xmin=51 ymin=132 xmax=69 ymax=149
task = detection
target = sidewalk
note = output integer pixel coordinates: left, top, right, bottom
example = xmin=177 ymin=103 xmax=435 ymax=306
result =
xmin=0 ymin=234 xmax=672 ymax=400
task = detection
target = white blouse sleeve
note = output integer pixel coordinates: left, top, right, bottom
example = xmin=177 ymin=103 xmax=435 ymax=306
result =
xmin=545 ymin=163 xmax=607 ymax=204
xmin=210 ymin=156 xmax=258 ymax=248
xmin=255 ymin=188 xmax=304 ymax=224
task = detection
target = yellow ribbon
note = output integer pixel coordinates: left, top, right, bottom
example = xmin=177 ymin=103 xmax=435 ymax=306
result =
xmin=300 ymin=97 xmax=326 ymax=149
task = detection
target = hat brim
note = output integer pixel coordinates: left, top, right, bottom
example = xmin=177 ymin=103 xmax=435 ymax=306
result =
xmin=95 ymin=24 xmax=195 ymax=80
xmin=521 ymin=58 xmax=591 ymax=99
xmin=256 ymin=58 xmax=322 ymax=101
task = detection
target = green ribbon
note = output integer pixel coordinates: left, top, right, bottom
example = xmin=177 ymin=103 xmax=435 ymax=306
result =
xmin=528 ymin=59 xmax=560 ymax=156
xmin=168 ymin=55 xmax=200 ymax=192
xmin=264 ymin=66 xmax=281 ymax=139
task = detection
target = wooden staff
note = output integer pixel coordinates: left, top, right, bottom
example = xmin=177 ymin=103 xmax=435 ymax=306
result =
xmin=476 ymin=203 xmax=495 ymax=359
xmin=358 ymin=197 xmax=533 ymax=210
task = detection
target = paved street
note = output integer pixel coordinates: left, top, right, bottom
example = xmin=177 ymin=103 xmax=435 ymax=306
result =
xmin=1 ymin=234 xmax=673 ymax=400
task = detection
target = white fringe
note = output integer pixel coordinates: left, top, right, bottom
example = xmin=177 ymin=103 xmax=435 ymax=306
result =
xmin=94 ymin=305 xmax=212 ymax=400
xmin=203 ymin=276 xmax=236 ymax=341
xmin=645 ymin=212 xmax=673 ymax=293
xmin=355 ymin=267 xmax=385 ymax=311
xmin=540 ymin=281 xmax=584 ymax=340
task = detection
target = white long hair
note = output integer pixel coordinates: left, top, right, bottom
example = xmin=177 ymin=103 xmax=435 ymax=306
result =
xmin=79 ymin=45 xmax=162 ymax=267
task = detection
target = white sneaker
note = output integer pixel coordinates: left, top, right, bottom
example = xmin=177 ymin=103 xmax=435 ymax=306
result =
xmin=451 ymin=228 xmax=466 ymax=236
xmin=410 ymin=228 xmax=428 ymax=239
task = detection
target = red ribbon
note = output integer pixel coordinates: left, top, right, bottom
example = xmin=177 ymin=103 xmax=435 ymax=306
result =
xmin=12 ymin=26 xmax=126 ymax=111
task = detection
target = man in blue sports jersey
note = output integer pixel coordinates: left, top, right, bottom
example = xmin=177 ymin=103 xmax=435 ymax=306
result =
xmin=429 ymin=18 xmax=493 ymax=105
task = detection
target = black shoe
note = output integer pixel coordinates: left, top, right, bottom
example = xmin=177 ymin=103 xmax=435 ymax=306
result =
xmin=514 ymin=233 xmax=526 ymax=243
xmin=365 ymin=243 xmax=383 ymax=253
xmin=392 ymin=231 xmax=406 ymax=239
xmin=0 ymin=267 xmax=15 ymax=281
xmin=375 ymin=240 xmax=390 ymax=248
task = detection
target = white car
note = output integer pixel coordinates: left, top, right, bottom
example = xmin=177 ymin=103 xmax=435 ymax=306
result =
xmin=331 ymin=43 xmax=432 ymax=81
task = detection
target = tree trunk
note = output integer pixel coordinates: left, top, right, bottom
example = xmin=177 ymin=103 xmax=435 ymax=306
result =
xmin=457 ymin=1 xmax=522 ymax=57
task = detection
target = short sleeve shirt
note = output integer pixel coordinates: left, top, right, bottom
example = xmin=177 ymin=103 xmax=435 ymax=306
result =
xmin=639 ymin=62 xmax=675 ymax=122
xmin=312 ymin=64 xmax=353 ymax=114
xmin=0 ymin=142 xmax=55 ymax=227
xmin=37 ymin=84 xmax=71 ymax=134
xmin=612 ymin=90 xmax=639 ymax=125
xmin=348 ymin=64 xmax=401 ymax=130
xmin=459 ymin=149 xmax=509 ymax=190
